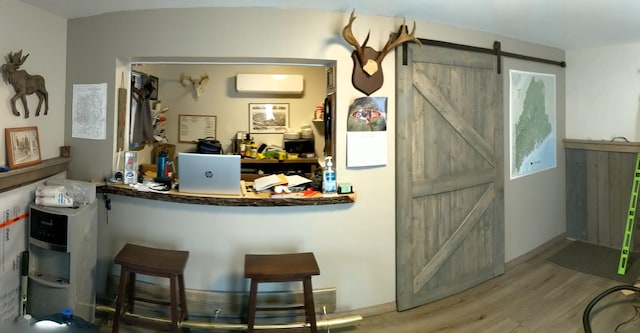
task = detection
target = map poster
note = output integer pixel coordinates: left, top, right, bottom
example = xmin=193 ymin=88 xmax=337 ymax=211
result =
xmin=509 ymin=70 xmax=556 ymax=179
xmin=72 ymin=83 xmax=107 ymax=140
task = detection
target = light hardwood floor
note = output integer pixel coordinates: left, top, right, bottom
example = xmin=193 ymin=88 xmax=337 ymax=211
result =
xmin=99 ymin=239 xmax=640 ymax=333
xmin=333 ymin=239 xmax=640 ymax=333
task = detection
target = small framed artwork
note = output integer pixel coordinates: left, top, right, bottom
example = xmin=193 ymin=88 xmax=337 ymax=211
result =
xmin=5 ymin=126 xmax=42 ymax=168
xmin=249 ymin=103 xmax=289 ymax=133
xmin=327 ymin=66 xmax=335 ymax=90
xmin=149 ymin=75 xmax=159 ymax=100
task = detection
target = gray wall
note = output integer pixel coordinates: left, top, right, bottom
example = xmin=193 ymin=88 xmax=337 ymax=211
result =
xmin=64 ymin=7 xmax=566 ymax=311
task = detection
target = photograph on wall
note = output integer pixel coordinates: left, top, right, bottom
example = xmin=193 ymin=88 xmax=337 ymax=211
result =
xmin=249 ymin=103 xmax=289 ymax=133
xmin=346 ymin=97 xmax=387 ymax=132
xmin=346 ymin=97 xmax=388 ymax=168
xmin=509 ymin=70 xmax=556 ymax=179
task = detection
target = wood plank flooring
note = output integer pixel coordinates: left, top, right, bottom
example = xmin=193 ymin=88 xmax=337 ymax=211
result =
xmin=333 ymin=239 xmax=640 ymax=333
xmin=98 ymin=239 xmax=640 ymax=332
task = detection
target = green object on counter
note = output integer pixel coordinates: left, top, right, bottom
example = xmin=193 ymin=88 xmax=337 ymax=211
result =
xmin=338 ymin=183 xmax=353 ymax=194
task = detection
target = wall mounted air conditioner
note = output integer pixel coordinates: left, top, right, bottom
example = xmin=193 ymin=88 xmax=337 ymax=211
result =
xmin=236 ymin=74 xmax=304 ymax=94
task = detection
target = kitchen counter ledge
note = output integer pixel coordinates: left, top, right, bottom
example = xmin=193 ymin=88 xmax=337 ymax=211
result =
xmin=98 ymin=183 xmax=356 ymax=207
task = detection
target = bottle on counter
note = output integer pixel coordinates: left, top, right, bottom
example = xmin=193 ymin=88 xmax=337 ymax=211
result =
xmin=156 ymin=150 xmax=169 ymax=180
xmin=245 ymin=136 xmax=258 ymax=158
xmin=322 ymin=156 xmax=337 ymax=195
xmin=244 ymin=134 xmax=252 ymax=158
xmin=240 ymin=138 xmax=247 ymax=156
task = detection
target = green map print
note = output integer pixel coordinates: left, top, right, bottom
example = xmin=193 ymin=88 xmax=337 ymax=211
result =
xmin=514 ymin=77 xmax=552 ymax=172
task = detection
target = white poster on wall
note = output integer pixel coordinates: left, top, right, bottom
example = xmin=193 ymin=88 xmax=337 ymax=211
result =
xmin=72 ymin=83 xmax=107 ymax=140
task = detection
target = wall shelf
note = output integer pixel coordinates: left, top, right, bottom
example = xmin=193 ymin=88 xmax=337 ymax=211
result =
xmin=0 ymin=157 xmax=71 ymax=193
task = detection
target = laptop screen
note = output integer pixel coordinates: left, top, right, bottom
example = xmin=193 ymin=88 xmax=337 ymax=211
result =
xmin=177 ymin=153 xmax=241 ymax=196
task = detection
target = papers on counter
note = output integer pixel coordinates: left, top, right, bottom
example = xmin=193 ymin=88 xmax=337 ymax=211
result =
xmin=286 ymin=175 xmax=313 ymax=187
xmin=253 ymin=174 xmax=286 ymax=191
xmin=253 ymin=174 xmax=312 ymax=192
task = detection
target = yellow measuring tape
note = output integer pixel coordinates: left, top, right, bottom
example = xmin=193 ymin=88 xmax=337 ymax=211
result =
xmin=618 ymin=153 xmax=640 ymax=275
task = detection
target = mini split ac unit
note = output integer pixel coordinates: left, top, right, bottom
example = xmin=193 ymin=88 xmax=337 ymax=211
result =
xmin=236 ymin=74 xmax=304 ymax=94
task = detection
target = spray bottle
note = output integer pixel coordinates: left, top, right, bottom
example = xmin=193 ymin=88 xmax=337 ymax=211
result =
xmin=323 ymin=156 xmax=337 ymax=195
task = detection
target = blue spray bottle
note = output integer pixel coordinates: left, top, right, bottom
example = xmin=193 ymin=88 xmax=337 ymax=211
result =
xmin=323 ymin=156 xmax=337 ymax=195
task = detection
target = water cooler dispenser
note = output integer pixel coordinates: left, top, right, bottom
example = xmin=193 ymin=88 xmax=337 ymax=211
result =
xmin=27 ymin=202 xmax=98 ymax=322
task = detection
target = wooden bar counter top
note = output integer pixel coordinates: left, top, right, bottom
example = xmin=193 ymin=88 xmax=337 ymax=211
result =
xmin=97 ymin=183 xmax=356 ymax=207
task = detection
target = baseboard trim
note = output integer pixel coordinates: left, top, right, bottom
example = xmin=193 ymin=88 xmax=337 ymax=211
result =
xmin=106 ymin=275 xmax=336 ymax=321
xmin=506 ymin=232 xmax=567 ymax=269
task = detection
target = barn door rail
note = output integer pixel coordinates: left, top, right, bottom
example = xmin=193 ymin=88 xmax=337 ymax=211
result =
xmin=400 ymin=34 xmax=566 ymax=73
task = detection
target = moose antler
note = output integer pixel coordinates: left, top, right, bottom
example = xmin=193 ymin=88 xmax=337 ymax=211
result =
xmin=180 ymin=73 xmax=210 ymax=100
xmin=342 ymin=10 xmax=371 ymax=73
xmin=8 ymin=50 xmax=28 ymax=67
xmin=342 ymin=10 xmax=421 ymax=77
xmin=377 ymin=19 xmax=422 ymax=64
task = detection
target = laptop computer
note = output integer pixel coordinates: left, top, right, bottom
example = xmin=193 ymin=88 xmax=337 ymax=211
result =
xmin=177 ymin=153 xmax=241 ymax=195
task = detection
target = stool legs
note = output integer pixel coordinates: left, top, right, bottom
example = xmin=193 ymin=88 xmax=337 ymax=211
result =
xmin=303 ymin=277 xmax=318 ymax=333
xmin=246 ymin=279 xmax=317 ymax=333
xmin=112 ymin=267 xmax=129 ymax=333
xmin=112 ymin=271 xmax=189 ymax=333
xmin=170 ymin=277 xmax=179 ymax=332
xmin=178 ymin=274 xmax=189 ymax=325
xmin=246 ymin=280 xmax=259 ymax=333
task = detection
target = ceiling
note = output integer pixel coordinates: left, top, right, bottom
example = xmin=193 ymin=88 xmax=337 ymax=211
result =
xmin=19 ymin=0 xmax=640 ymax=50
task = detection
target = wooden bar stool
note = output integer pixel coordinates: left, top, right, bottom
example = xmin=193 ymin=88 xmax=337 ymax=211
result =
xmin=112 ymin=244 xmax=189 ymax=333
xmin=244 ymin=252 xmax=320 ymax=333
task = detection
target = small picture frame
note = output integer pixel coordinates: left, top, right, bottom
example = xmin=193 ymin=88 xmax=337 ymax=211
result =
xmin=249 ymin=103 xmax=290 ymax=133
xmin=149 ymin=75 xmax=159 ymax=100
xmin=5 ymin=126 xmax=42 ymax=168
xmin=327 ymin=66 xmax=335 ymax=90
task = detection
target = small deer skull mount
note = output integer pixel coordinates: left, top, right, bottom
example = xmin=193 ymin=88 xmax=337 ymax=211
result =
xmin=180 ymin=73 xmax=210 ymax=100
xmin=1 ymin=50 xmax=49 ymax=118
xmin=342 ymin=10 xmax=422 ymax=96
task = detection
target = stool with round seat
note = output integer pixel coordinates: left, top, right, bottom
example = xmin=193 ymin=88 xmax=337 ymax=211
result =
xmin=244 ymin=252 xmax=320 ymax=333
xmin=112 ymin=243 xmax=189 ymax=333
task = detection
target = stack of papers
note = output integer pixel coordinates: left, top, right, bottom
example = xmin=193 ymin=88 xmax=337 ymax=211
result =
xmin=253 ymin=174 xmax=312 ymax=192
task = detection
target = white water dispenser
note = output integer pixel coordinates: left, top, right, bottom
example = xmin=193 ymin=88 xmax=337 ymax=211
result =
xmin=27 ymin=202 xmax=97 ymax=322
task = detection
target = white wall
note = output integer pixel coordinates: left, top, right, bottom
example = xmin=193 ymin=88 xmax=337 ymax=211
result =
xmin=503 ymin=58 xmax=567 ymax=261
xmin=566 ymin=43 xmax=640 ymax=141
xmin=0 ymin=0 xmax=67 ymax=166
xmin=63 ymin=8 xmax=566 ymax=312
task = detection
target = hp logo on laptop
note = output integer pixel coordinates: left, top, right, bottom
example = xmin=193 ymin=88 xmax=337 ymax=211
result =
xmin=205 ymin=171 xmax=213 ymax=178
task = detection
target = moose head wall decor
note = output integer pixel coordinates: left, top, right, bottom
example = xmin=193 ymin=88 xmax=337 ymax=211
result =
xmin=1 ymin=50 xmax=49 ymax=118
xmin=342 ymin=10 xmax=422 ymax=96
xmin=180 ymin=73 xmax=210 ymax=101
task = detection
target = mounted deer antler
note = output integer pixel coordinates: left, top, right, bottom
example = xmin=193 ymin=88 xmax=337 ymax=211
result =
xmin=342 ymin=10 xmax=422 ymax=95
xmin=180 ymin=73 xmax=210 ymax=100
xmin=1 ymin=50 xmax=49 ymax=118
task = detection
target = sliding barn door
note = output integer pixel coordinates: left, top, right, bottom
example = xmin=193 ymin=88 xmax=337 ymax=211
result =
xmin=396 ymin=44 xmax=504 ymax=310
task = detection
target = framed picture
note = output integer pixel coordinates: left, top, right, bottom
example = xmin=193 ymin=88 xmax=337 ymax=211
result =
xmin=131 ymin=71 xmax=158 ymax=100
xmin=327 ymin=66 xmax=335 ymax=90
xmin=249 ymin=103 xmax=289 ymax=133
xmin=149 ymin=75 xmax=159 ymax=100
xmin=5 ymin=126 xmax=42 ymax=168
xmin=178 ymin=114 xmax=217 ymax=142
